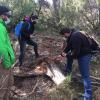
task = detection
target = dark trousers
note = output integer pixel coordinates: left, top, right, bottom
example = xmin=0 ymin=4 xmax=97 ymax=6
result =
xmin=18 ymin=37 xmax=38 ymax=66
xmin=66 ymin=54 xmax=92 ymax=100
xmin=65 ymin=56 xmax=73 ymax=74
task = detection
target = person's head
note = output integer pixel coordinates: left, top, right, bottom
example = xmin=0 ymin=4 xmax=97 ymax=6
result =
xmin=60 ymin=27 xmax=71 ymax=38
xmin=0 ymin=5 xmax=12 ymax=24
xmin=30 ymin=13 xmax=38 ymax=24
xmin=23 ymin=15 xmax=30 ymax=22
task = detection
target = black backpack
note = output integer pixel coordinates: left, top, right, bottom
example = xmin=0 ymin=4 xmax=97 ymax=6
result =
xmin=81 ymin=31 xmax=100 ymax=53
xmin=88 ymin=36 xmax=99 ymax=51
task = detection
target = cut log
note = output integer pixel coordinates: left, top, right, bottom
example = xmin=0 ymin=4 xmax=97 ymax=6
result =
xmin=13 ymin=56 xmax=66 ymax=85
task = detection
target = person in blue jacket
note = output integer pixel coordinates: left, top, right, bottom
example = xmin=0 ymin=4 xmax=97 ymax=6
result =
xmin=18 ymin=15 xmax=39 ymax=67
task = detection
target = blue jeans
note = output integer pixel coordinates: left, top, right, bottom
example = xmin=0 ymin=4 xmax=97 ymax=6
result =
xmin=66 ymin=54 xmax=92 ymax=100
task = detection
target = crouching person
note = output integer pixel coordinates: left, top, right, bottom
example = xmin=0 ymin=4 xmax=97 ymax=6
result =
xmin=0 ymin=6 xmax=15 ymax=100
xmin=59 ymin=27 xmax=93 ymax=100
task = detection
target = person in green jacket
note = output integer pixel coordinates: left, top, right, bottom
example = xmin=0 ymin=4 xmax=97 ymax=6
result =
xmin=0 ymin=5 xmax=15 ymax=100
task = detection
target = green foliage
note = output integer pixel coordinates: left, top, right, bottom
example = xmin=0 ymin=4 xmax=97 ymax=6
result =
xmin=0 ymin=0 xmax=100 ymax=36
xmin=59 ymin=0 xmax=77 ymax=27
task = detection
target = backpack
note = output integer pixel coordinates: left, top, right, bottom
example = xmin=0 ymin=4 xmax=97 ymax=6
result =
xmin=15 ymin=21 xmax=30 ymax=37
xmin=15 ymin=21 xmax=23 ymax=37
xmin=88 ymin=36 xmax=98 ymax=50
xmin=81 ymin=31 xmax=100 ymax=53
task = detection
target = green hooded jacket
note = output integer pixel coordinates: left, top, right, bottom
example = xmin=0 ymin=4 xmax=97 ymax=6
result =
xmin=0 ymin=18 xmax=15 ymax=69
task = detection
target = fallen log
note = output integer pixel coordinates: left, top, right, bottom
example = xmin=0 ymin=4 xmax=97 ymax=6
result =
xmin=76 ymin=74 xmax=100 ymax=82
xmin=13 ymin=56 xmax=66 ymax=85
xmin=74 ymin=74 xmax=100 ymax=87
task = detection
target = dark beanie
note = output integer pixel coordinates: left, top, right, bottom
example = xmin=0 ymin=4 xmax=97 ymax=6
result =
xmin=0 ymin=5 xmax=10 ymax=15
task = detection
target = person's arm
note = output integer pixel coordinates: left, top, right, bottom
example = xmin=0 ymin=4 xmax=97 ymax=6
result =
xmin=63 ymin=45 xmax=71 ymax=53
xmin=61 ymin=37 xmax=72 ymax=57
xmin=61 ymin=39 xmax=67 ymax=52
xmin=0 ymin=26 xmax=15 ymax=68
xmin=29 ymin=22 xmax=35 ymax=34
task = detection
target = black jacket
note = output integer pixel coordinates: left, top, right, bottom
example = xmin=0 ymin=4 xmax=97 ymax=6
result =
xmin=64 ymin=31 xmax=91 ymax=58
xmin=20 ymin=21 xmax=35 ymax=40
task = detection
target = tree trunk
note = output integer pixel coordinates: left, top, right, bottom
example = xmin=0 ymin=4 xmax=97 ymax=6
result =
xmin=52 ymin=0 xmax=60 ymax=22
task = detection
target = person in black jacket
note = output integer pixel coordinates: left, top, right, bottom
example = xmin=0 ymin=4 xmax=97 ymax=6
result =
xmin=18 ymin=15 xmax=39 ymax=67
xmin=59 ymin=28 xmax=92 ymax=100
